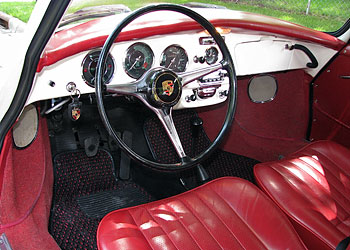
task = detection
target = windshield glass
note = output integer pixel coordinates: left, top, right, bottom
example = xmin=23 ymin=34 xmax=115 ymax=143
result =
xmin=0 ymin=0 xmax=349 ymax=32
xmin=67 ymin=0 xmax=350 ymax=32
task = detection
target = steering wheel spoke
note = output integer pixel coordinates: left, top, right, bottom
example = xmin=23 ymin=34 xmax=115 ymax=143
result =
xmin=178 ymin=62 xmax=222 ymax=86
xmin=106 ymin=82 xmax=138 ymax=95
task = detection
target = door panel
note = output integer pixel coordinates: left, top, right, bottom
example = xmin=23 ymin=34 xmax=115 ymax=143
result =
xmin=311 ymin=45 xmax=350 ymax=147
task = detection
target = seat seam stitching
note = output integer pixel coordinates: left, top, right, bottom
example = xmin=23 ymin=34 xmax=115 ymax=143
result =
xmin=265 ymin=165 xmax=343 ymax=248
xmin=289 ymin=159 xmax=349 ymax=206
xmin=143 ymin=206 xmax=181 ymax=250
xmin=325 ymin=180 xmax=350 ymax=216
xmin=209 ymin=186 xmax=268 ymax=250
xmin=335 ymin=215 xmax=350 ymax=227
xmin=306 ymin=149 xmax=350 ymax=224
xmin=177 ymin=196 xmax=224 ymax=249
xmin=163 ymin=202 xmax=204 ymax=250
xmin=273 ymin=162 xmax=337 ymax=213
xmin=127 ymin=209 xmax=155 ymax=249
xmin=308 ymin=149 xmax=350 ymax=178
xmin=290 ymin=158 xmax=350 ymax=216
xmin=191 ymin=189 xmax=247 ymax=250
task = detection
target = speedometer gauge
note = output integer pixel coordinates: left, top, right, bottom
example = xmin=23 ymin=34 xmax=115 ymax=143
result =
xmin=160 ymin=45 xmax=188 ymax=72
xmin=82 ymin=50 xmax=115 ymax=87
xmin=124 ymin=42 xmax=154 ymax=79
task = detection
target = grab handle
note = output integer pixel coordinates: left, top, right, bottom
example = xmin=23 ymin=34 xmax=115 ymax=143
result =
xmin=287 ymin=44 xmax=318 ymax=68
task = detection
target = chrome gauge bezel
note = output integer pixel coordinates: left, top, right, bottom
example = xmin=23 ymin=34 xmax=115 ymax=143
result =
xmin=160 ymin=44 xmax=189 ymax=73
xmin=205 ymin=46 xmax=219 ymax=65
xmin=123 ymin=42 xmax=154 ymax=79
xmin=81 ymin=49 xmax=115 ymax=87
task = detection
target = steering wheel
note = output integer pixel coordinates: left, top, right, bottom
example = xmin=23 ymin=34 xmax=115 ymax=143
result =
xmin=95 ymin=4 xmax=237 ymax=171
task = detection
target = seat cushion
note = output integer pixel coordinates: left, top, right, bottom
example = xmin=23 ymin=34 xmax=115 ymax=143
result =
xmin=254 ymin=140 xmax=350 ymax=249
xmin=97 ymin=177 xmax=306 ymax=250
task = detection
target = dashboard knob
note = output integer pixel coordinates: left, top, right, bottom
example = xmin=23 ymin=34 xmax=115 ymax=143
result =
xmin=185 ymin=94 xmax=197 ymax=102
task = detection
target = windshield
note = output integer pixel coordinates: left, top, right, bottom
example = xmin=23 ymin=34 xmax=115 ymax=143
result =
xmin=0 ymin=0 xmax=349 ymax=32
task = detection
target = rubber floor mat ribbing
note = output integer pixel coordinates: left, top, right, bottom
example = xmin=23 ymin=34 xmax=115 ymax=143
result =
xmin=49 ymin=150 xmax=154 ymax=250
xmin=144 ymin=110 xmax=259 ymax=183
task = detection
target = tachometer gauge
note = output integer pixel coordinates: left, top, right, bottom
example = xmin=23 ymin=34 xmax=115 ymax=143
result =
xmin=205 ymin=46 xmax=219 ymax=65
xmin=124 ymin=42 xmax=154 ymax=79
xmin=82 ymin=50 xmax=115 ymax=87
xmin=160 ymin=45 xmax=188 ymax=72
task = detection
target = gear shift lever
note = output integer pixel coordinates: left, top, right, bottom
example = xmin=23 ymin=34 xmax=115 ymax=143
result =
xmin=190 ymin=117 xmax=209 ymax=183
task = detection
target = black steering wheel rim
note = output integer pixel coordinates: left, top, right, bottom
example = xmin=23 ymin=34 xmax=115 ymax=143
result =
xmin=96 ymin=4 xmax=237 ymax=171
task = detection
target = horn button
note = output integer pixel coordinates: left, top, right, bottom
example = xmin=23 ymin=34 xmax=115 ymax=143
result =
xmin=147 ymin=69 xmax=182 ymax=107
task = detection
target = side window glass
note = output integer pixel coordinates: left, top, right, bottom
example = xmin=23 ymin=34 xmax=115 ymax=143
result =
xmin=0 ymin=1 xmax=35 ymax=32
xmin=226 ymin=0 xmax=348 ymax=32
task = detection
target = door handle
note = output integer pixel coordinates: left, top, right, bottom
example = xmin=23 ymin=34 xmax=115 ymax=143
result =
xmin=340 ymin=76 xmax=350 ymax=79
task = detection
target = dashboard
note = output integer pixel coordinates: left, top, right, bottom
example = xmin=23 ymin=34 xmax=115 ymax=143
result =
xmin=28 ymin=8 xmax=342 ymax=110
xmin=32 ymin=30 xmax=231 ymax=110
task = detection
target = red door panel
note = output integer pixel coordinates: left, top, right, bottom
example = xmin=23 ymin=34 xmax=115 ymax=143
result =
xmin=311 ymin=45 xmax=350 ymax=147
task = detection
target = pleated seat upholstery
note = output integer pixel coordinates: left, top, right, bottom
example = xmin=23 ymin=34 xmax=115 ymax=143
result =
xmin=254 ymin=140 xmax=350 ymax=249
xmin=97 ymin=177 xmax=306 ymax=249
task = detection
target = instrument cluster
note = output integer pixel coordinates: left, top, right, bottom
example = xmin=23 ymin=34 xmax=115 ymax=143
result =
xmin=81 ymin=42 xmax=220 ymax=86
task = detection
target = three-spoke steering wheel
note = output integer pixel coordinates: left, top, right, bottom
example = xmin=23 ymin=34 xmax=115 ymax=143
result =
xmin=96 ymin=4 xmax=237 ymax=171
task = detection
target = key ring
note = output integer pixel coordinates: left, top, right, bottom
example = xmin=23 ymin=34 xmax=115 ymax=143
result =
xmin=70 ymin=89 xmax=81 ymax=100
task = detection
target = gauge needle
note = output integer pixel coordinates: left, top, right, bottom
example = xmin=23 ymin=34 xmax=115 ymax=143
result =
xmin=128 ymin=56 xmax=142 ymax=71
xmin=168 ymin=57 xmax=176 ymax=68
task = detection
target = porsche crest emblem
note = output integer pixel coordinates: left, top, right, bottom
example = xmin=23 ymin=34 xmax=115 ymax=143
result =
xmin=162 ymin=80 xmax=174 ymax=96
xmin=71 ymin=108 xmax=81 ymax=121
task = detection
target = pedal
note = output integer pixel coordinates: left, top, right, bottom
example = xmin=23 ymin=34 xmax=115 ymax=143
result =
xmin=84 ymin=136 xmax=100 ymax=157
xmin=108 ymin=133 xmax=120 ymax=152
xmin=119 ymin=131 xmax=133 ymax=180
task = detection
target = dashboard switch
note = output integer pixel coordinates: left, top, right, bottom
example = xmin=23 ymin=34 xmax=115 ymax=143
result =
xmin=185 ymin=93 xmax=197 ymax=102
xmin=219 ymin=90 xmax=229 ymax=98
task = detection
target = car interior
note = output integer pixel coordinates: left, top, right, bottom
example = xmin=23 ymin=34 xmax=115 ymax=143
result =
xmin=0 ymin=1 xmax=350 ymax=250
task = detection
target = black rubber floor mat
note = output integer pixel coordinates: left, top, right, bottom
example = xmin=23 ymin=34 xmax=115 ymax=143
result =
xmin=49 ymin=150 xmax=154 ymax=250
xmin=144 ymin=110 xmax=259 ymax=183
xmin=77 ymin=186 xmax=153 ymax=218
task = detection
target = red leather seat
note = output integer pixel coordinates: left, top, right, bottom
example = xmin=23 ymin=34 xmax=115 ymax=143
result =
xmin=97 ymin=177 xmax=306 ymax=249
xmin=254 ymin=140 xmax=350 ymax=250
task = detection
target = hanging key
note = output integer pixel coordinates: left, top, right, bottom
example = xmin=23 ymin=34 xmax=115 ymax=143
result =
xmin=68 ymin=96 xmax=82 ymax=121
xmin=66 ymin=82 xmax=82 ymax=121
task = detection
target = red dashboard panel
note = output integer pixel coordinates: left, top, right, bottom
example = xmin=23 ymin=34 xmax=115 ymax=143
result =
xmin=37 ymin=10 xmax=345 ymax=72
